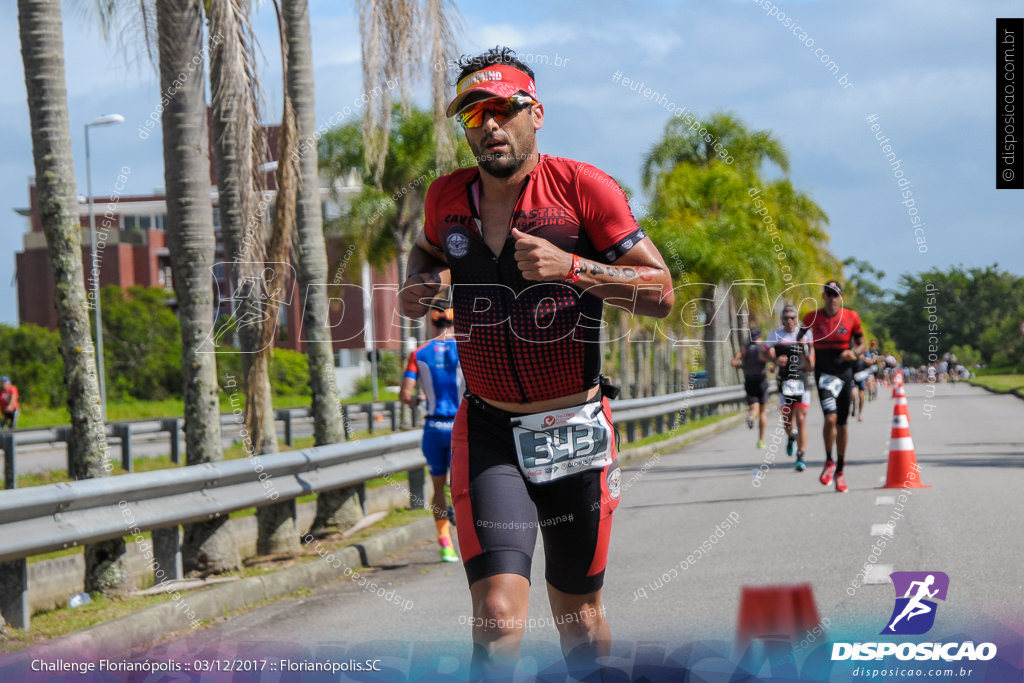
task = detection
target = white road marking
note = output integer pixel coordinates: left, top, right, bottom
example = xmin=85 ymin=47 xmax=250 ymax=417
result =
xmin=875 ymin=496 xmax=896 ymax=505
xmin=871 ymin=524 xmax=894 ymax=536
xmin=864 ymin=564 xmax=894 ymax=585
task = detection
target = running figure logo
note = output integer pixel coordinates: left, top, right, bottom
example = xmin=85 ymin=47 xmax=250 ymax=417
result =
xmin=881 ymin=571 xmax=949 ymax=635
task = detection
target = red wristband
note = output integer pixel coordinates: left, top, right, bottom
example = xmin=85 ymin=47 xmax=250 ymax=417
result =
xmin=562 ymin=254 xmax=582 ymax=285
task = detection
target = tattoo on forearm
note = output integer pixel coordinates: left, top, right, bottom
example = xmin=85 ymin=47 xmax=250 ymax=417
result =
xmin=582 ymin=259 xmax=657 ymax=282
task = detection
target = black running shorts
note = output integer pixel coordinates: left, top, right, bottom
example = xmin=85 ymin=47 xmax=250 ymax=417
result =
xmin=450 ymin=396 xmax=621 ymax=595
xmin=744 ymin=375 xmax=769 ymax=406
xmin=815 ymin=369 xmax=853 ymax=426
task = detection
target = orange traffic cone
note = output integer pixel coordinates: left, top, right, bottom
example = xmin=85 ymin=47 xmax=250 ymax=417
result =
xmin=736 ymin=584 xmax=822 ymax=651
xmin=881 ymin=411 xmax=929 ymax=489
xmin=892 ymin=370 xmax=904 ymax=398
xmin=894 ymin=385 xmax=910 ymax=422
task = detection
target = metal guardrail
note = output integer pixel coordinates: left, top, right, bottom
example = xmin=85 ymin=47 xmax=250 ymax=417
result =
xmin=1 ymin=402 xmax=408 ymax=489
xmin=0 ymin=384 xmax=743 ymax=630
xmin=614 ymin=385 xmax=745 ymax=441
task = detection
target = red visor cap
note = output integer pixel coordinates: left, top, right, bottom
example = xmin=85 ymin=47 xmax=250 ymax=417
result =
xmin=445 ymin=64 xmax=538 ymax=118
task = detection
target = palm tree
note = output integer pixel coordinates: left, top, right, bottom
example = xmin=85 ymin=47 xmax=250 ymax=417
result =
xmin=357 ymin=0 xmax=419 ymax=187
xmin=157 ymin=0 xmax=232 ymax=566
xmin=643 ymin=112 xmax=800 ymax=387
xmin=358 ymin=0 xmax=462 ymax=179
xmin=204 ymin=0 xmax=267 ymax=569
xmin=356 ymin=0 xmax=463 ymax=364
xmin=320 ymin=107 xmax=473 ymax=300
xmin=642 ymin=113 xmax=790 ymax=189
xmin=423 ymin=0 xmax=462 ymax=170
xmin=276 ymin=0 xmax=364 ymax=535
xmin=246 ymin=0 xmax=305 ymax=554
xmin=18 ymin=0 xmax=130 ymax=594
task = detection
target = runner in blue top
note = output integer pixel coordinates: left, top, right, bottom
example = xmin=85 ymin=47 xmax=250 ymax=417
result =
xmin=400 ymin=307 xmax=464 ymax=562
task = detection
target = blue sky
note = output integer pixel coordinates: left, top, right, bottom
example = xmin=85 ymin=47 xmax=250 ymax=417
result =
xmin=0 ymin=0 xmax=1019 ymax=326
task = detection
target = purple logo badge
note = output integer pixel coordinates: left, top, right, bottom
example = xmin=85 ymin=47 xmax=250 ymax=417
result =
xmin=881 ymin=571 xmax=949 ymax=635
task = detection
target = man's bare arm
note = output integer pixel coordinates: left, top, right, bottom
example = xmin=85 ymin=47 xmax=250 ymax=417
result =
xmin=398 ymin=376 xmax=419 ymax=406
xmin=511 ymin=228 xmax=674 ymax=318
xmin=400 ymin=230 xmax=451 ymax=319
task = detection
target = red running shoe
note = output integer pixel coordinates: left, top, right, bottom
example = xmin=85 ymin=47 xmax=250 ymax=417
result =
xmin=835 ymin=471 xmax=848 ymax=493
xmin=819 ymin=461 xmax=836 ymax=486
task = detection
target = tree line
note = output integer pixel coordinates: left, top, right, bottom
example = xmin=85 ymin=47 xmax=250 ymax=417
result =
xmin=843 ymin=262 xmax=1024 ymax=371
xmin=0 ymin=286 xmax=311 ymax=410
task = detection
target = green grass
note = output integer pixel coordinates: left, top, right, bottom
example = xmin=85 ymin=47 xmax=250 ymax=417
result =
xmin=972 ymin=366 xmax=1017 ymax=376
xmin=967 ymin=374 xmax=1024 ymax=392
xmin=623 ymin=411 xmax=738 ymax=449
xmin=343 ymin=390 xmax=400 ymax=405
xmin=15 ymin=392 xmax=399 ymax=430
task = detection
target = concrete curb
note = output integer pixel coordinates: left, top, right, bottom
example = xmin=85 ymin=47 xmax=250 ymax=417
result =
xmin=32 ymin=517 xmax=435 ymax=659
xmin=965 ymin=380 xmax=1024 ymax=400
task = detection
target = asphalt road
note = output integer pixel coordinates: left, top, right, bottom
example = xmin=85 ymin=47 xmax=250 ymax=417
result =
xmin=127 ymin=382 xmax=1022 ymax=661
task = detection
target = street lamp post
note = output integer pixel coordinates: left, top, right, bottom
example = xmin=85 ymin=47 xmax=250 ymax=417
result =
xmin=85 ymin=113 xmax=125 ymax=421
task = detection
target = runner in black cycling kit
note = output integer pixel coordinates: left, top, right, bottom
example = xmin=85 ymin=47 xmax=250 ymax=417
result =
xmin=797 ymin=280 xmax=865 ymax=493
xmin=399 ymin=47 xmax=674 ymax=677
xmin=732 ymin=327 xmax=769 ymax=448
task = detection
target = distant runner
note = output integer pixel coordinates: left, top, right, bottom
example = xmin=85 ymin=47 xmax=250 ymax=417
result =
xmin=798 ymin=280 xmax=865 ymax=493
xmin=865 ymin=340 xmax=881 ymax=400
xmin=733 ymin=327 xmax=769 ymax=448
xmin=850 ymin=353 xmax=871 ymax=422
xmin=767 ymin=305 xmax=814 ymax=471
xmin=0 ymin=376 xmax=19 ymax=430
xmin=400 ymin=308 xmax=464 ymax=563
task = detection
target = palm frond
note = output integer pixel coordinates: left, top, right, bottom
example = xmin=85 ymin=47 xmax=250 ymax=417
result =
xmin=209 ymin=0 xmax=267 ymax=263
xmin=423 ymin=0 xmax=463 ymax=172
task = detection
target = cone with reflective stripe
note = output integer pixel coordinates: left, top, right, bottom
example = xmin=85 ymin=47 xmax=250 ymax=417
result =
xmin=892 ymin=370 xmax=904 ymax=398
xmin=881 ymin=412 xmax=929 ymax=489
xmin=894 ymin=385 xmax=910 ymax=422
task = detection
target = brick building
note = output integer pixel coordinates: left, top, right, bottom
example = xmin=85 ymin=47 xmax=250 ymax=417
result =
xmin=14 ymin=129 xmax=404 ymax=373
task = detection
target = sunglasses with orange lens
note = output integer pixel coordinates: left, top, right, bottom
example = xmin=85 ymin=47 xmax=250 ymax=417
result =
xmin=458 ymin=96 xmax=537 ymax=129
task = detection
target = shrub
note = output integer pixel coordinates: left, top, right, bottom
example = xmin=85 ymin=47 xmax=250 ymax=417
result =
xmin=0 ymin=323 xmax=66 ymax=408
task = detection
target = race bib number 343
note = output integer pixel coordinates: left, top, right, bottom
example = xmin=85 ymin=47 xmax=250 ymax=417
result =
xmin=513 ymin=402 xmax=614 ymax=484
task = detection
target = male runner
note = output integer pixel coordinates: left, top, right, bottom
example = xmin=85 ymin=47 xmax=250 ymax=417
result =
xmin=797 ymin=280 xmax=865 ymax=493
xmin=732 ymin=327 xmax=769 ymax=448
xmin=399 ymin=307 xmax=464 ymax=563
xmin=850 ymin=352 xmax=870 ymax=422
xmin=767 ymin=305 xmax=814 ymax=471
xmin=884 ymin=351 xmax=898 ymax=385
xmin=865 ymin=339 xmax=881 ymax=400
xmin=399 ymin=47 xmax=674 ymax=676
xmin=0 ymin=376 xmax=19 ymax=430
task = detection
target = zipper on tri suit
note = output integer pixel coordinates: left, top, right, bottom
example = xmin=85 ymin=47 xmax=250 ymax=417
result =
xmin=476 ymin=177 xmax=531 ymax=404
